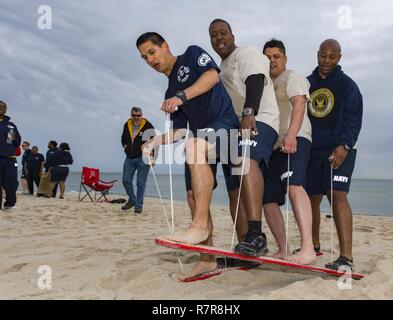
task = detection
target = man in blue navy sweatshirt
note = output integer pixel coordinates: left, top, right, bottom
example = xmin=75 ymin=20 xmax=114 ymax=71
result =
xmin=137 ymin=32 xmax=239 ymax=278
xmin=0 ymin=100 xmax=21 ymax=210
xmin=307 ymin=39 xmax=363 ymax=271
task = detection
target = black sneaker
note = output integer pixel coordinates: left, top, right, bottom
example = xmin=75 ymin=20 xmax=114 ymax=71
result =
xmin=121 ymin=202 xmax=135 ymax=210
xmin=234 ymin=231 xmax=268 ymax=257
xmin=216 ymin=257 xmax=260 ymax=269
xmin=134 ymin=207 xmax=142 ymax=214
xmin=325 ymin=256 xmax=354 ymax=272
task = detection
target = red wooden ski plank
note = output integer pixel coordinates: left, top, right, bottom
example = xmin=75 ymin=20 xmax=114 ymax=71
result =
xmin=155 ymin=238 xmax=365 ymax=280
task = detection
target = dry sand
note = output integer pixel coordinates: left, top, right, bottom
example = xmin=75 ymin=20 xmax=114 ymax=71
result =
xmin=0 ymin=192 xmax=392 ymax=300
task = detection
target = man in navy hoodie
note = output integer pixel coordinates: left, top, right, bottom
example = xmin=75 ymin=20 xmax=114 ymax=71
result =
xmin=0 ymin=100 xmax=21 ymax=210
xmin=307 ymin=39 xmax=363 ymax=271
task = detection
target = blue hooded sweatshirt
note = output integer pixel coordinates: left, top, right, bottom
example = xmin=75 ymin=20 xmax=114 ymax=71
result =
xmin=307 ymin=65 xmax=363 ymax=150
xmin=0 ymin=115 xmax=21 ymax=157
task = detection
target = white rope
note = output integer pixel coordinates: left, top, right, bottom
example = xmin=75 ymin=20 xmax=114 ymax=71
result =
xmin=230 ymin=141 xmax=249 ymax=251
xmin=166 ymin=113 xmax=175 ymax=234
xmin=149 ymin=158 xmax=172 ymax=232
xmin=149 ymin=157 xmax=184 ymax=272
xmin=330 ymin=164 xmax=334 ymax=262
xmin=285 ymin=153 xmax=290 ymax=260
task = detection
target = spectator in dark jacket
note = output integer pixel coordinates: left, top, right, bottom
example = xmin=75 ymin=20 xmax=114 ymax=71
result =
xmin=25 ymin=146 xmax=45 ymax=195
xmin=0 ymin=100 xmax=21 ymax=209
xmin=48 ymin=142 xmax=73 ymax=199
xmin=120 ymin=106 xmax=155 ymax=213
xmin=43 ymin=140 xmax=58 ymax=197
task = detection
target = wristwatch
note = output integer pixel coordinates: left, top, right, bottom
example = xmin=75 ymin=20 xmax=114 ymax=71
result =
xmin=175 ymin=90 xmax=187 ymax=104
xmin=343 ymin=144 xmax=351 ymax=151
xmin=242 ymin=107 xmax=255 ymax=117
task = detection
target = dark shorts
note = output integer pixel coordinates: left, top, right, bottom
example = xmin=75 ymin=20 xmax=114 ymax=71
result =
xmin=185 ymin=163 xmax=239 ymax=193
xmin=238 ymin=121 xmax=278 ymax=179
xmin=263 ymin=137 xmax=311 ymax=205
xmin=51 ymin=166 xmax=69 ymax=182
xmin=306 ymin=147 xmax=357 ymax=196
xmin=191 ymin=124 xmax=238 ymax=166
xmin=185 ymin=125 xmax=239 ymax=193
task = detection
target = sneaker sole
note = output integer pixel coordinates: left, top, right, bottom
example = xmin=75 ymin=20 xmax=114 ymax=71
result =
xmin=234 ymin=247 xmax=269 ymax=257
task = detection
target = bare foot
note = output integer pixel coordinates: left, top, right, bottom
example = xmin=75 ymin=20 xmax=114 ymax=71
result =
xmin=272 ymin=248 xmax=291 ymax=260
xmin=163 ymin=226 xmax=209 ymax=245
xmin=287 ymin=249 xmax=317 ymax=265
xmin=178 ymin=260 xmax=218 ymax=281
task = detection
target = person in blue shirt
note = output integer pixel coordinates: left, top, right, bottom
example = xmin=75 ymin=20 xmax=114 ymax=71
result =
xmin=0 ymin=100 xmax=21 ymax=209
xmin=43 ymin=140 xmax=59 ymax=197
xmin=48 ymin=142 xmax=73 ymax=199
xmin=21 ymin=141 xmax=31 ymax=194
xmin=137 ymin=32 xmax=239 ymax=277
xmin=25 ymin=146 xmax=45 ymax=195
xmin=307 ymin=39 xmax=363 ymax=272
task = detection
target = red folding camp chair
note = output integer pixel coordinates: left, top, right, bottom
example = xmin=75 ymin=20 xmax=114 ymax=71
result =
xmin=78 ymin=167 xmax=117 ymax=202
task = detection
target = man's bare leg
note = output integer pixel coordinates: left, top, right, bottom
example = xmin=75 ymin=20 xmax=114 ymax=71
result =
xmin=241 ymin=159 xmax=263 ymax=221
xmin=309 ymin=194 xmax=323 ymax=248
xmin=327 ymin=190 xmax=353 ymax=259
xmin=234 ymin=159 xmax=269 ymax=256
xmin=228 ymin=188 xmax=248 ymax=241
xmin=163 ymin=139 xmax=212 ymax=244
xmin=263 ymin=203 xmax=288 ymax=259
xmin=177 ymin=190 xmax=217 ymax=280
xmin=287 ymin=185 xmax=316 ymax=265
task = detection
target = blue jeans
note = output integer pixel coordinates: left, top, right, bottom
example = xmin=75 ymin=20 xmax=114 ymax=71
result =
xmin=122 ymin=157 xmax=150 ymax=209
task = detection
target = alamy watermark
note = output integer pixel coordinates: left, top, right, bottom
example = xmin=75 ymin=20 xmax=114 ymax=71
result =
xmin=337 ymin=5 xmax=352 ymax=30
xmin=37 ymin=5 xmax=52 ymax=30
xmin=337 ymin=266 xmax=353 ymax=290
xmin=37 ymin=265 xmax=52 ymax=290
xmin=140 ymin=125 xmax=252 ymax=175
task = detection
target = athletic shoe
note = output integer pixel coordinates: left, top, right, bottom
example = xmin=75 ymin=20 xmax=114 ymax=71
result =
xmin=134 ymin=207 xmax=143 ymax=214
xmin=234 ymin=231 xmax=268 ymax=257
xmin=121 ymin=202 xmax=135 ymax=210
xmin=3 ymin=205 xmax=18 ymax=210
xmin=325 ymin=256 xmax=354 ymax=272
xmin=216 ymin=257 xmax=259 ymax=269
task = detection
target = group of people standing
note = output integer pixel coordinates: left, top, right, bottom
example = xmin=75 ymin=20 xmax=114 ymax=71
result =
xmin=0 ymin=99 xmax=74 ymax=209
xmin=21 ymin=140 xmax=74 ymax=199
xmin=135 ymin=18 xmax=363 ymax=280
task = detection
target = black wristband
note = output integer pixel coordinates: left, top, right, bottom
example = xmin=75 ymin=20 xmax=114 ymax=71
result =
xmin=175 ymin=90 xmax=187 ymax=104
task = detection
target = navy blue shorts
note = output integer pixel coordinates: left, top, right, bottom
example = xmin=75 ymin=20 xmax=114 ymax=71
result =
xmin=306 ymin=147 xmax=357 ymax=196
xmin=191 ymin=125 xmax=238 ymax=166
xmin=238 ymin=121 xmax=277 ymax=179
xmin=185 ymin=163 xmax=239 ymax=192
xmin=263 ymin=137 xmax=311 ymax=205
xmin=185 ymin=125 xmax=239 ymax=193
xmin=51 ymin=166 xmax=69 ymax=182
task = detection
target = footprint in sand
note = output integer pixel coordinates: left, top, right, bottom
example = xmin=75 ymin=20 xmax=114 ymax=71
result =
xmin=4 ymin=263 xmax=29 ymax=273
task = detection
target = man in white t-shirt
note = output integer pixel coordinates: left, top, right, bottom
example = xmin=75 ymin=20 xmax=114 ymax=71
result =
xmin=262 ymin=39 xmax=316 ymax=265
xmin=209 ymin=19 xmax=279 ymax=256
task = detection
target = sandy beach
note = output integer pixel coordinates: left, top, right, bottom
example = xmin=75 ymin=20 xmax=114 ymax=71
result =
xmin=0 ymin=192 xmax=392 ymax=300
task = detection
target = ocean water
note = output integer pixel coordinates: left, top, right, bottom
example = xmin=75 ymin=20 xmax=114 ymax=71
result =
xmin=33 ymin=171 xmax=393 ymax=217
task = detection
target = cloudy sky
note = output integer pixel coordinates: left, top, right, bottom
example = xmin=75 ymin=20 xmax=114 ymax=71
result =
xmin=1 ymin=0 xmax=392 ymax=178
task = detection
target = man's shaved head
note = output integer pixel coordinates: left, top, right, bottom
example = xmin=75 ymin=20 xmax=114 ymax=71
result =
xmin=319 ymin=39 xmax=341 ymax=53
xmin=317 ymin=39 xmax=342 ymax=78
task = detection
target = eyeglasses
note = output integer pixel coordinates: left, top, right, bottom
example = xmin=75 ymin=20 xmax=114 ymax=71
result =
xmin=132 ymin=114 xmax=141 ymax=118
